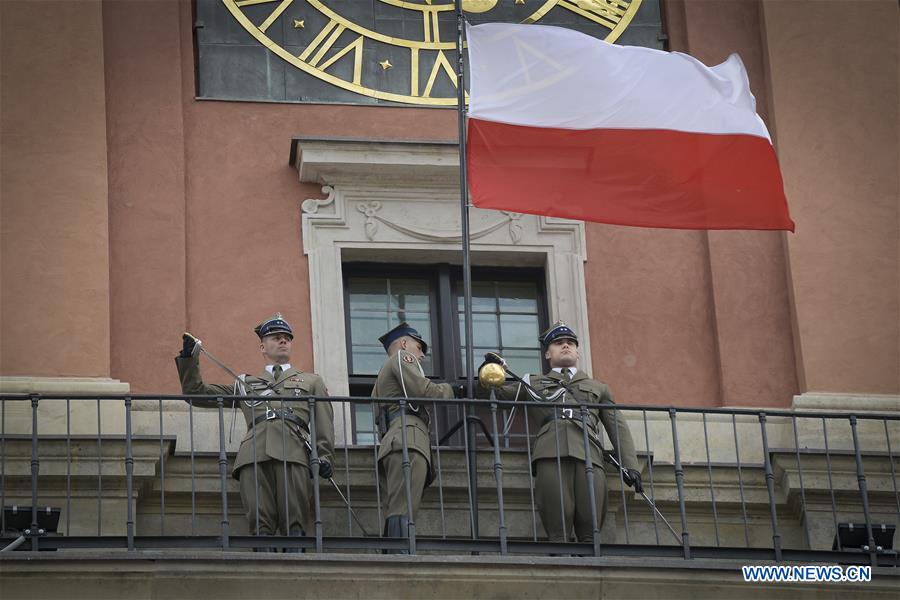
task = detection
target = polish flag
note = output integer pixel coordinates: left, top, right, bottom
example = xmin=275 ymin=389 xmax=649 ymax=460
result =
xmin=465 ymin=23 xmax=794 ymax=231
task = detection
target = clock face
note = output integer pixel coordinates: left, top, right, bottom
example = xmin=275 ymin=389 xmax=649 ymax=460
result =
xmin=219 ymin=0 xmax=647 ymax=106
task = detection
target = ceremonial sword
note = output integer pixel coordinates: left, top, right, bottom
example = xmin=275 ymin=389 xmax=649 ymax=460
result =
xmin=183 ymin=332 xmax=371 ymax=536
xmin=482 ymin=352 xmax=683 ymax=544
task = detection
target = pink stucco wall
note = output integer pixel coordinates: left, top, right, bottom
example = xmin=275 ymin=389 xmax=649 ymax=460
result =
xmin=1 ymin=0 xmax=111 ymax=377
xmin=761 ymin=0 xmax=899 ymax=395
xmin=3 ymin=0 xmax=895 ymax=406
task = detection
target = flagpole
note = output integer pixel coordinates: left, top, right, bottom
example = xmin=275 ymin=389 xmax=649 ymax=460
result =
xmin=454 ymin=2 xmax=479 ymax=540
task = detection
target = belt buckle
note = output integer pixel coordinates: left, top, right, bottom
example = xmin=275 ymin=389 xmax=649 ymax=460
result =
xmin=561 ymin=407 xmax=574 ymax=419
xmin=265 ymin=407 xmax=277 ymax=420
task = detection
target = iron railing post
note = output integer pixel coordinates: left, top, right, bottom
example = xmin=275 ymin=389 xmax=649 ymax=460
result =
xmin=669 ymin=408 xmax=690 ymax=559
xmin=124 ymin=396 xmax=135 ymax=551
xmin=96 ymin=398 xmax=103 ymax=536
xmin=884 ymin=420 xmax=900 ymax=533
xmin=822 ymin=417 xmax=841 ymax=550
xmin=280 ymin=399 xmax=290 ymax=548
xmin=791 ymin=415 xmax=812 ymax=549
xmin=371 ymin=402 xmax=383 ymax=534
xmin=432 ymin=401 xmax=447 ymax=539
xmin=188 ymin=399 xmax=196 ymax=536
xmin=489 ymin=395 xmax=508 ymax=554
xmin=216 ymin=396 xmax=230 ymax=549
xmin=642 ymin=410 xmax=660 ymax=545
xmin=1 ymin=396 xmax=5 ymax=536
xmin=29 ymin=394 xmax=40 ymax=551
xmin=158 ymin=398 xmax=166 ymax=536
xmin=849 ymin=415 xmax=877 ymax=567
xmin=758 ymin=412 xmax=782 ymax=561
xmin=65 ymin=398 xmax=71 ymax=537
xmin=702 ymin=413 xmax=720 ymax=547
xmin=612 ymin=407 xmax=630 ymax=544
xmin=308 ymin=397 xmax=324 ymax=553
xmin=522 ymin=406 xmax=538 ymax=541
xmin=580 ymin=404 xmax=601 ymax=556
xmin=732 ymin=414 xmax=750 ymax=547
xmin=459 ymin=398 xmax=478 ymax=542
xmin=398 ymin=400 xmax=417 ymax=554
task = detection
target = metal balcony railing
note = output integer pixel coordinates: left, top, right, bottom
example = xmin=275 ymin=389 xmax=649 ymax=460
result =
xmin=0 ymin=393 xmax=897 ymax=568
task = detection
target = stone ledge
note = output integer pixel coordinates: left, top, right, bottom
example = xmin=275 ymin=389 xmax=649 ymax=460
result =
xmin=793 ymin=394 xmax=900 ymax=413
xmin=0 ymin=552 xmax=896 ymax=599
xmin=0 ymin=377 xmax=130 ymax=395
xmin=293 ymin=137 xmax=460 ymax=187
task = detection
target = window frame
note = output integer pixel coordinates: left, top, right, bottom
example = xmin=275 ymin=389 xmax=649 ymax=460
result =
xmin=448 ymin=266 xmax=549 ymax=385
xmin=342 ymin=262 xmax=549 ymax=445
xmin=342 ymin=263 xmax=444 ymax=383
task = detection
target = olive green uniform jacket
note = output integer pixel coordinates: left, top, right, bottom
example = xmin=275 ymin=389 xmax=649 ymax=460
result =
xmin=372 ymin=349 xmax=454 ymax=484
xmin=485 ymin=369 xmax=638 ymax=472
xmin=175 ymin=354 xmax=334 ymax=478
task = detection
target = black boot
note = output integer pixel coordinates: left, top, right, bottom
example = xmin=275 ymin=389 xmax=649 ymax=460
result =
xmin=284 ymin=528 xmax=305 ymax=554
xmin=382 ymin=515 xmax=410 ymax=555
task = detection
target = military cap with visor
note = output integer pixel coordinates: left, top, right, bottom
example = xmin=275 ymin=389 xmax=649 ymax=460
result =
xmin=254 ymin=312 xmax=294 ymax=340
xmin=379 ymin=321 xmax=429 ymax=355
xmin=540 ymin=321 xmax=579 ymax=348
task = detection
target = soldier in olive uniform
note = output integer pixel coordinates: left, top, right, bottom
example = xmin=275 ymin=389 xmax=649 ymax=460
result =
xmin=372 ymin=322 xmax=454 ymax=541
xmin=480 ymin=322 xmax=642 ymax=543
xmin=175 ymin=313 xmax=334 ymax=550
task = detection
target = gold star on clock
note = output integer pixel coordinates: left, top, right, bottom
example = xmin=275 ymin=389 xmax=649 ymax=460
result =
xmin=379 ymin=59 xmax=393 ymax=70
xmin=515 ymin=0 xmax=526 ymax=5
xmin=292 ymin=19 xmax=304 ymax=29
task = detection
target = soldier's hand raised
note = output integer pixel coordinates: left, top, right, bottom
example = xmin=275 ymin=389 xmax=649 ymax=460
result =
xmin=180 ymin=333 xmax=198 ymax=358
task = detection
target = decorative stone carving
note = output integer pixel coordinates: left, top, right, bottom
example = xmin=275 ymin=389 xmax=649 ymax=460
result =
xmin=301 ymin=185 xmax=335 ymax=214
xmin=503 ymin=211 xmax=524 ymax=244
xmin=356 ymin=201 xmax=525 ymax=244
xmin=356 ymin=201 xmax=382 ymax=240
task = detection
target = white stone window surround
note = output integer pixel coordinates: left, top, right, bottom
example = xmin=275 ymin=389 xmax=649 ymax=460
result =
xmin=294 ymin=138 xmax=590 ymax=440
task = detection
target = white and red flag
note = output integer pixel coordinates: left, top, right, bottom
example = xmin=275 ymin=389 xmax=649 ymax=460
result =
xmin=465 ymin=23 xmax=794 ymax=231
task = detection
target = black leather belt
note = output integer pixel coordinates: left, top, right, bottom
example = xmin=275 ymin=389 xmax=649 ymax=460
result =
xmin=383 ymin=407 xmax=429 ymax=428
xmin=542 ymin=411 xmax=597 ymax=433
xmin=252 ymin=409 xmax=306 ymax=431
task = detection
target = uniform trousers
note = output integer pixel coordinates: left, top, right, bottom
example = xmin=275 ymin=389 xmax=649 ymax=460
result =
xmin=380 ymin=450 xmax=428 ymax=519
xmin=238 ymin=459 xmax=310 ymax=535
xmin=535 ymin=457 xmax=607 ymax=543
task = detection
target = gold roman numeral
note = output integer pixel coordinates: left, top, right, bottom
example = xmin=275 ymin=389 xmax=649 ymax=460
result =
xmin=298 ymin=19 xmax=364 ymax=85
xmin=235 ymin=0 xmax=294 ymax=34
xmin=410 ymin=11 xmax=447 ymax=97
xmin=421 ymin=50 xmax=457 ymax=98
xmin=423 ymin=8 xmax=441 ymax=44
xmin=558 ymin=0 xmax=629 ymax=29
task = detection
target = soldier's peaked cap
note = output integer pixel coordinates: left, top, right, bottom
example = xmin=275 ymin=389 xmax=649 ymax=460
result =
xmin=254 ymin=312 xmax=293 ymax=340
xmin=540 ymin=321 xmax=578 ymax=348
xmin=379 ymin=322 xmax=428 ymax=355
